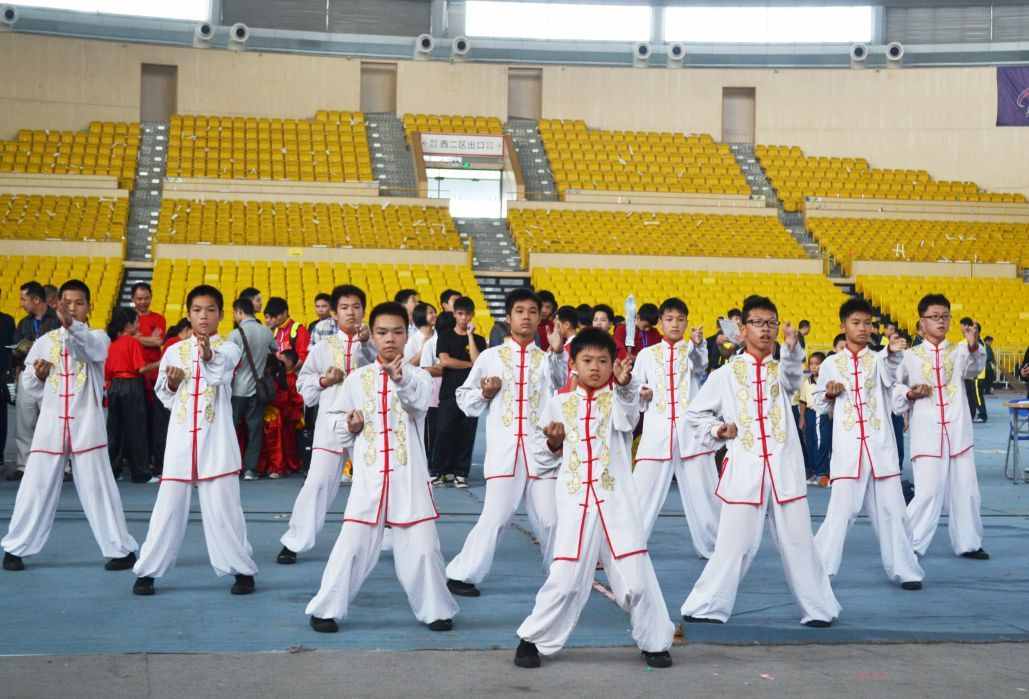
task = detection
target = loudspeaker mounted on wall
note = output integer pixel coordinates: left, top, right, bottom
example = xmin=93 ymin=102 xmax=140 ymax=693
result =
xmin=633 ymin=42 xmax=652 ymax=68
xmin=849 ymin=43 xmax=868 ymax=69
xmin=666 ymin=42 xmax=686 ymax=67
xmin=0 ymin=5 xmax=19 ymax=30
xmin=193 ymin=22 xmax=214 ymax=48
xmin=228 ymin=22 xmax=249 ymax=50
xmin=451 ymin=36 xmax=470 ymax=61
xmin=415 ymin=33 xmax=435 ymax=60
xmin=886 ymin=42 xmax=904 ymax=68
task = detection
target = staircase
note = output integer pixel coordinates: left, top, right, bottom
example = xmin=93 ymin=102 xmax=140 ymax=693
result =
xmin=125 ymin=122 xmax=168 ymax=261
xmin=474 ymin=274 xmax=532 ymax=320
xmin=456 ymin=217 xmax=523 ymax=273
xmin=506 ymin=119 xmax=558 ymax=201
xmin=365 ymin=113 xmax=418 ymax=198
xmin=117 ymin=266 xmax=155 ymax=309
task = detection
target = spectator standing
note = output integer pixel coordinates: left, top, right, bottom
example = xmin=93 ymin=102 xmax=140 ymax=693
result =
xmin=229 ymin=298 xmax=278 ymax=481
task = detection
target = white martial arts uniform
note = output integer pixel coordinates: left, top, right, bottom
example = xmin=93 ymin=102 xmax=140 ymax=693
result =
xmin=14 ymin=374 xmax=40 ymax=472
xmin=133 ymin=336 xmax=257 ymax=579
xmin=516 ymin=380 xmax=675 ymax=656
xmin=445 ymin=338 xmax=560 ymax=586
xmin=2 ymin=322 xmax=138 ymax=560
xmin=893 ymin=339 xmax=986 ymax=556
xmin=633 ymin=338 xmax=720 ymax=558
xmin=681 ymin=346 xmax=841 ymax=625
xmin=305 ymin=362 xmax=458 ymax=623
xmin=280 ymin=329 xmax=376 ymax=554
xmin=812 ymin=347 xmax=923 ymax=584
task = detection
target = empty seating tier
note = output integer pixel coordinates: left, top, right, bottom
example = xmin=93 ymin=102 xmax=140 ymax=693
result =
xmin=509 ymin=209 xmax=805 ymax=265
xmin=0 ymin=194 xmax=127 ymax=242
xmin=402 ymin=114 xmax=503 ymax=136
xmin=0 ymin=122 xmax=139 ymax=189
xmin=755 ymin=145 xmax=1025 ymax=213
xmin=539 ymin=119 xmax=749 ymax=199
xmin=166 ymin=113 xmax=373 ymax=182
xmin=0 ymin=255 xmax=122 ymax=323
xmin=155 ymin=200 xmax=462 ymax=250
xmin=533 ymin=267 xmax=846 ymax=350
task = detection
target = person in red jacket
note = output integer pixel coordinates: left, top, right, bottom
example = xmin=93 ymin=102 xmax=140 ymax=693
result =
xmin=614 ymin=303 xmax=661 ymax=360
xmin=131 ymin=283 xmax=167 ymax=476
xmin=258 ymin=349 xmax=304 ymax=478
xmin=265 ymin=297 xmax=310 ymax=366
xmin=105 ymin=308 xmax=159 ymax=483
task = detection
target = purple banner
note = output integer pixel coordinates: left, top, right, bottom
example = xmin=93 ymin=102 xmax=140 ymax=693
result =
xmin=997 ymin=66 xmax=1029 ymax=126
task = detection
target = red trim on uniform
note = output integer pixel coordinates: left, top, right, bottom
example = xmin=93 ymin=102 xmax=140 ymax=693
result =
xmin=161 ymin=469 xmax=240 ymax=484
xmin=381 ymin=484 xmax=441 ymax=528
xmin=346 ymin=369 xmax=395 ymax=527
xmin=61 ymin=344 xmax=73 ymax=452
xmin=190 ymin=345 xmax=202 ymax=482
xmin=490 ymin=342 xmax=539 ymax=481
xmin=313 ymin=446 xmax=345 ymax=456
xmin=30 ymin=443 xmax=107 ymax=456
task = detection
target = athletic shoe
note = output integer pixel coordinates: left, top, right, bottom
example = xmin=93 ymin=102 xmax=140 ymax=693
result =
xmin=454 ymin=476 xmax=469 ymax=489
xmin=310 ymin=616 xmax=338 ymax=633
xmin=514 ymin=640 xmax=541 ymax=668
xmin=133 ymin=576 xmax=155 ymax=595
xmin=430 ymin=475 xmax=446 ymax=487
xmin=960 ymin=548 xmax=990 ymax=560
xmin=3 ymin=552 xmax=24 ymax=571
xmin=340 ymin=473 xmax=352 ymax=484
xmin=104 ymin=552 xmax=137 ymax=571
xmin=806 ymin=476 xmax=819 ymax=485
xmin=901 ymin=581 xmax=923 ymax=590
xmin=268 ymin=472 xmax=281 ymax=480
xmin=802 ymin=619 xmax=833 ymax=628
xmin=276 ymin=546 xmax=297 ymax=565
xmin=447 ymin=579 xmax=481 ymax=597
xmin=427 ymin=619 xmax=453 ymax=632
xmin=147 ymin=476 xmax=161 ymax=484
xmin=817 ymin=476 xmax=830 ymax=488
xmin=243 ymin=470 xmax=258 ymax=481
xmin=230 ymin=574 xmax=255 ymax=595
xmin=642 ymin=650 xmax=673 ymax=668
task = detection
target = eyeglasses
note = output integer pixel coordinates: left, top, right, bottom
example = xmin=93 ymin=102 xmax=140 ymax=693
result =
xmin=745 ymin=320 xmax=780 ymax=330
xmin=920 ymin=314 xmax=951 ymax=323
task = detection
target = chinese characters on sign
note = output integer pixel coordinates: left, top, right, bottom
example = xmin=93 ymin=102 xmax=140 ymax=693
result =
xmin=420 ymin=133 xmax=504 ymax=157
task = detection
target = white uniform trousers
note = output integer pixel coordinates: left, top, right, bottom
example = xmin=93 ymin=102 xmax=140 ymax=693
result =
xmin=305 ymin=519 xmax=459 ymax=624
xmin=516 ymin=511 xmax=675 ymax=655
xmin=681 ymin=479 xmax=841 ymax=624
xmin=907 ymin=449 xmax=984 ymax=556
xmin=280 ymin=449 xmax=347 ymax=554
xmin=133 ymin=477 xmax=257 ymax=578
xmin=2 ymin=448 xmax=138 ymax=558
xmin=445 ymin=467 xmax=557 ymax=585
xmin=814 ymin=469 xmax=924 ymax=584
xmin=14 ymin=387 xmax=40 ymax=469
xmin=633 ymin=447 xmax=720 ymax=558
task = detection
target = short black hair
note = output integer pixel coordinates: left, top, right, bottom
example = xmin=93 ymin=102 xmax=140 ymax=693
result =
xmin=838 ymin=297 xmax=874 ymax=322
xmin=264 ymin=296 xmax=288 ymax=317
xmin=537 ymin=290 xmax=557 ymax=307
xmin=741 ymin=295 xmax=778 ymax=324
xmin=985 ymin=335 xmax=993 ymax=342
xmin=833 ymin=332 xmax=846 ymax=346
xmin=314 ymin=292 xmax=332 ymax=305
xmin=570 ymin=327 xmax=617 ymax=361
xmin=412 ymin=301 xmax=436 ymax=329
xmin=130 ymin=282 xmax=152 ymax=297
xmin=556 ymin=305 xmax=578 ymax=327
xmin=233 ymin=297 xmax=255 ymax=316
xmin=638 ymin=303 xmax=660 ymax=326
xmin=453 ymin=296 xmax=475 ymax=314
xmin=504 ymin=288 xmax=541 ymax=316
xmin=576 ymin=304 xmax=594 ymax=328
xmin=593 ymin=304 xmax=614 ymax=324
xmin=239 ymin=287 xmax=261 ymax=301
xmin=798 ymin=319 xmax=811 ymax=329
xmin=106 ymin=306 xmax=137 ymax=340
xmin=394 ymin=288 xmax=419 ymax=304
xmin=727 ymin=308 xmax=742 ymax=320
xmin=440 ymin=289 xmax=462 ymax=306
xmin=280 ymin=348 xmax=299 ymax=366
xmin=59 ymin=279 xmax=91 ymax=304
xmin=186 ymin=284 xmax=223 ymax=312
xmin=659 ymin=297 xmax=688 ymax=317
xmin=20 ymin=281 xmax=45 ymax=302
xmin=165 ymin=317 xmax=190 ymax=341
xmin=959 ymin=316 xmax=973 ymax=327
xmin=436 ymin=310 xmax=456 ymax=334
xmin=43 ymin=284 xmax=58 ymax=299
xmin=369 ymin=301 xmax=409 ymax=328
xmin=809 ymin=351 xmax=827 ymax=363
xmin=331 ymin=284 xmax=366 ymax=310
xmin=917 ymin=294 xmax=950 ymax=316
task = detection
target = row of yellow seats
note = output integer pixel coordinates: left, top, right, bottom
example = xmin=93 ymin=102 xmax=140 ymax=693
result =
xmin=0 ymin=122 xmax=139 ymax=187
xmin=541 ymin=120 xmax=718 ymax=143
xmin=402 ymin=113 xmax=503 ymax=136
xmin=0 ymin=194 xmax=127 ymax=242
xmin=0 ymin=255 xmax=121 ymax=323
xmin=856 ymin=275 xmax=1029 ymax=352
xmin=313 ymin=110 xmax=366 ymax=125
xmin=155 ymin=199 xmax=462 ymax=250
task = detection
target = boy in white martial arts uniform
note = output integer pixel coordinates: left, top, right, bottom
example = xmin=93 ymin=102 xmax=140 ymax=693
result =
xmin=2 ymin=280 xmax=138 ymax=572
xmin=277 ymin=285 xmax=376 ymax=565
xmin=514 ymin=328 xmax=675 ymax=670
xmin=681 ymin=295 xmax=840 ymax=627
xmin=307 ymin=302 xmax=458 ymax=633
xmin=812 ymin=298 xmax=924 ymax=590
xmin=894 ymin=293 xmax=988 ymax=560
xmin=633 ymin=297 xmax=720 ymax=558
xmin=446 ymin=289 xmax=561 ymax=597
xmin=132 ymin=285 xmax=258 ymax=596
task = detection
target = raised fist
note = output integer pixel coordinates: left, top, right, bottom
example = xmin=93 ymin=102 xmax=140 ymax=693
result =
xmin=639 ymin=386 xmax=654 ymax=403
xmin=825 ymin=381 xmax=846 ymax=399
xmin=716 ymin=422 xmax=738 ymax=440
xmin=906 ymin=384 xmax=932 ymax=401
xmin=33 ymin=359 xmax=52 ymax=382
xmin=543 ymin=421 xmax=566 ymax=452
xmin=322 ymin=366 xmax=345 ymax=388
xmin=481 ymin=376 xmax=502 ymax=400
xmin=347 ymin=410 xmax=365 ymax=435
xmin=166 ymin=366 xmax=186 ymax=392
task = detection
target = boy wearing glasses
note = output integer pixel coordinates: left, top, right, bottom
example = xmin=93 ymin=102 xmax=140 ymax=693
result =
xmin=680 ymin=295 xmax=840 ymax=627
xmin=893 ymin=294 xmax=987 ymax=560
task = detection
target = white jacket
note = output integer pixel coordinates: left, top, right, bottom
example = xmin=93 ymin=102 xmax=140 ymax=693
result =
xmin=892 ymin=339 xmax=985 ymax=460
xmin=21 ymin=321 xmax=108 ymax=456
xmin=686 ymin=345 xmax=807 ymax=505
xmin=634 ymin=338 xmax=709 ymax=462
xmin=813 ymin=346 xmax=902 ymax=481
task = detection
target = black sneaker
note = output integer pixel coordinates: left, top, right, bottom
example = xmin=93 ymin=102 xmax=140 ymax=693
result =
xmin=133 ymin=576 xmax=155 ymax=595
xmin=104 ymin=552 xmax=137 ymax=571
xmin=4 ymin=469 xmax=23 ymax=482
xmin=310 ymin=616 xmax=339 ymax=633
xmin=230 ymin=574 xmax=255 ymax=595
xmin=427 ymin=619 xmax=453 ymax=632
xmin=642 ymin=650 xmax=673 ymax=668
xmin=276 ymin=546 xmax=297 ymax=565
xmin=447 ymin=579 xmax=481 ymax=597
xmin=803 ymin=619 xmax=833 ymax=628
xmin=682 ymin=615 xmax=723 ymax=624
xmin=514 ymin=639 xmax=541 ymax=668
xmin=3 ymin=552 xmax=24 ymax=571
xmin=960 ymin=548 xmax=990 ymax=560
xmin=901 ymin=581 xmax=923 ymax=590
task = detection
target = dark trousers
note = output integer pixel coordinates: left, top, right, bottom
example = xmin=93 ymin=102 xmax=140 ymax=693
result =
xmin=232 ymin=395 xmax=264 ymax=473
xmin=892 ymin=413 xmax=905 ymax=472
xmin=150 ymin=399 xmax=170 ymax=476
xmin=792 ymin=405 xmax=809 ymax=470
xmin=963 ymin=379 xmax=980 ymax=419
xmin=302 ymin=405 xmax=318 ymax=471
xmin=974 ymin=379 xmax=988 ymax=420
xmin=803 ymin=410 xmax=832 ymax=479
xmin=0 ymin=382 xmax=8 ymax=464
xmin=431 ymin=398 xmax=477 ymax=478
xmin=107 ymin=377 xmax=151 ymax=482
xmin=424 ymin=406 xmax=438 ymax=468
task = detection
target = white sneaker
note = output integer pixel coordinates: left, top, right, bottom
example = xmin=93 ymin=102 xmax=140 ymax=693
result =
xmin=243 ymin=470 xmax=258 ymax=481
xmin=340 ymin=473 xmax=352 ymax=484
xmin=147 ymin=476 xmax=161 ymax=484
xmin=269 ymin=472 xmax=281 ymax=480
xmin=454 ymin=476 xmax=469 ymax=489
xmin=430 ymin=475 xmax=445 ymax=487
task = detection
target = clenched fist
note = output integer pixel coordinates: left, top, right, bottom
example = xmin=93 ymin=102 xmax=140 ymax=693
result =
xmin=166 ymin=366 xmax=186 ymax=392
xmin=33 ymin=359 xmax=52 ymax=382
xmin=322 ymin=366 xmax=345 ymax=388
xmin=347 ymin=410 xmax=365 ymax=435
xmin=888 ymin=335 xmax=908 ymax=353
xmin=196 ymin=333 xmax=212 ymax=362
xmin=825 ymin=381 xmax=846 ymax=399
xmin=639 ymin=386 xmax=654 ymax=403
xmin=906 ymin=384 xmax=932 ymax=401
xmin=543 ymin=421 xmax=566 ymax=452
xmin=481 ymin=376 xmax=502 ymax=400
xmin=716 ymin=422 xmax=738 ymax=440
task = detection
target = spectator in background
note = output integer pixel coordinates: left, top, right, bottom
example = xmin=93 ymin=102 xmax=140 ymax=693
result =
xmin=150 ymin=319 xmax=192 ymax=480
xmin=983 ymin=335 xmax=996 ymax=395
xmin=798 ymin=351 xmax=831 ymax=487
xmin=959 ymin=317 xmax=982 ymax=421
xmin=421 ymin=311 xmax=453 ymax=473
xmin=489 ymin=318 xmax=509 ymax=347
xmin=535 ymin=289 xmax=557 ymax=349
xmin=261 ymin=348 xmax=303 ymax=479
xmin=130 ymin=282 xmax=166 ymax=477
xmin=439 ymin=289 xmax=462 ymax=315
xmin=830 ymin=333 xmax=846 ymax=355
xmin=614 ymin=302 xmax=661 ymax=359
xmin=229 ymin=297 xmax=279 ymax=482
xmin=394 ymin=289 xmax=420 ymax=335
xmin=105 ymin=307 xmax=155 ymax=483
xmin=265 ymin=296 xmax=310 ymax=366
xmin=706 ymin=307 xmax=742 ymax=374
xmin=239 ymin=287 xmax=263 ymax=316
xmin=797 ymin=319 xmax=810 ymax=349
xmin=575 ymin=304 xmax=594 ymax=330
xmin=592 ymin=304 xmax=614 ymax=333
xmin=405 ymin=302 xmax=437 ymax=364
xmin=972 ymin=323 xmax=988 ymax=423
xmin=307 ymin=292 xmax=336 ymax=349
xmin=43 ymin=284 xmax=58 ymax=312
xmin=0 ymin=297 xmax=14 ymax=470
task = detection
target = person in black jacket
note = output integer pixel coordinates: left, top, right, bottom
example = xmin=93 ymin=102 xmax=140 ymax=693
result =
xmin=0 ymin=305 xmax=14 ymax=469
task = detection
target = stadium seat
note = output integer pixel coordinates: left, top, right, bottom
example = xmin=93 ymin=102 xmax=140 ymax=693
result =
xmin=0 ymin=194 xmax=128 ymax=242
xmin=0 ymin=122 xmax=139 ymax=189
xmin=0 ymin=255 xmax=122 ymax=323
xmin=402 ymin=114 xmax=503 ymax=137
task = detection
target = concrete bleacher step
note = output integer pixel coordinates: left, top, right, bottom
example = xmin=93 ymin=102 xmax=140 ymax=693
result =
xmin=473 ymin=273 xmax=532 ymax=321
xmin=366 ymin=113 xmax=418 ymax=198
xmin=730 ymin=143 xmax=778 ymax=206
xmin=456 ymin=217 xmax=524 ymax=272
xmin=506 ymin=119 xmax=558 ymax=202
xmin=125 ymin=122 xmax=168 ymax=261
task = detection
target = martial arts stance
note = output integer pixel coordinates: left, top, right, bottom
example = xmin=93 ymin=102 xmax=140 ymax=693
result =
xmin=307 ymin=302 xmax=458 ymax=633
xmin=894 ymin=293 xmax=988 ymax=560
xmin=2 ymin=280 xmax=138 ymax=571
xmin=278 ymin=285 xmax=376 ymax=564
xmin=812 ymin=298 xmax=924 ymax=589
xmin=681 ymin=295 xmax=840 ymax=627
xmin=132 ymin=285 xmax=258 ymax=596
xmin=633 ymin=297 xmax=720 ymax=558
xmin=446 ymin=289 xmax=560 ymax=597
xmin=515 ymin=328 xmax=675 ymax=670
